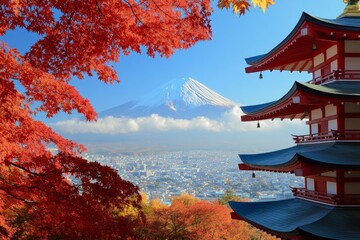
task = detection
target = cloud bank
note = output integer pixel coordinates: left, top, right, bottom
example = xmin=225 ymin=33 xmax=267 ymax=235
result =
xmin=52 ymin=107 xmax=305 ymax=135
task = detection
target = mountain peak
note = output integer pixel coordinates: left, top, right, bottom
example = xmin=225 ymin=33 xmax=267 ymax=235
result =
xmin=135 ymin=77 xmax=236 ymax=109
xmin=100 ymin=77 xmax=238 ymax=119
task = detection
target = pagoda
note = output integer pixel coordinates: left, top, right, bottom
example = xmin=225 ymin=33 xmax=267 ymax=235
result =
xmin=230 ymin=1 xmax=360 ymax=239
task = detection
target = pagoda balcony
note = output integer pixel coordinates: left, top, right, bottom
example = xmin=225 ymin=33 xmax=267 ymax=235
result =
xmin=308 ymin=70 xmax=360 ymax=85
xmin=291 ymin=187 xmax=360 ymax=206
xmin=292 ymin=130 xmax=360 ymax=144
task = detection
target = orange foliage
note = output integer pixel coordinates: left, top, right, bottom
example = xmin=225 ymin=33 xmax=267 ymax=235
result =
xmin=0 ymin=0 xmax=214 ymax=238
xmin=218 ymin=0 xmax=274 ymax=15
xmin=0 ymin=154 xmax=143 ymax=239
xmin=136 ymin=193 xmax=278 ymax=240
xmin=0 ymin=0 xmax=273 ymax=237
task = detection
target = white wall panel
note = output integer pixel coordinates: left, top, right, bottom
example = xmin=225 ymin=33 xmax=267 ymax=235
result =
xmin=307 ymin=178 xmax=315 ymax=191
xmin=326 ymin=45 xmax=338 ymax=59
xmin=327 ymin=182 xmax=337 ymax=195
xmin=345 ymin=40 xmax=360 ymax=53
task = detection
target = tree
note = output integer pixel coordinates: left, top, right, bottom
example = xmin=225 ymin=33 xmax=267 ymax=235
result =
xmin=218 ymin=0 xmax=274 ymax=15
xmin=218 ymin=188 xmax=249 ymax=206
xmin=0 ymin=153 xmax=144 ymax=239
xmin=136 ymin=193 xmax=278 ymax=240
xmin=0 ymin=0 xmax=274 ymax=237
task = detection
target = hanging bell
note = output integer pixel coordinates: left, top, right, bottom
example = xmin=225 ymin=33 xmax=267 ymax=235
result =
xmin=312 ymin=43 xmax=317 ymax=51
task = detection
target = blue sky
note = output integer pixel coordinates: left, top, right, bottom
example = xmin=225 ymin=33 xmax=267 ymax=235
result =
xmin=2 ymin=1 xmax=345 ymax=117
xmin=1 ymin=1 xmax=348 ymax=151
xmin=67 ymin=1 xmax=344 ymax=114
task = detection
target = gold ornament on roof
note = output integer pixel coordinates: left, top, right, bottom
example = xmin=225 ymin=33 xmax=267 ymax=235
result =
xmin=343 ymin=0 xmax=359 ymax=4
xmin=338 ymin=0 xmax=360 ymax=18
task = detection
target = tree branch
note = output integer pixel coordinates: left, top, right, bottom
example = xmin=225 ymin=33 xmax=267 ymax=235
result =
xmin=0 ymin=186 xmax=37 ymax=204
xmin=150 ymin=0 xmax=177 ymax=21
xmin=95 ymin=0 xmax=105 ymax=17
xmin=10 ymin=162 xmax=42 ymax=176
xmin=122 ymin=0 xmax=144 ymax=25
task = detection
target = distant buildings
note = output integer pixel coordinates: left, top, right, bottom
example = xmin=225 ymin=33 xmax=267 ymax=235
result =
xmin=83 ymin=151 xmax=303 ymax=203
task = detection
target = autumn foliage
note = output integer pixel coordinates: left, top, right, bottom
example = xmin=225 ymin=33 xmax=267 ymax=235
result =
xmin=135 ymin=193 xmax=278 ymax=240
xmin=1 ymin=0 xmax=274 ymax=238
xmin=218 ymin=0 xmax=274 ymax=15
xmin=0 ymin=0 xmax=215 ymax=238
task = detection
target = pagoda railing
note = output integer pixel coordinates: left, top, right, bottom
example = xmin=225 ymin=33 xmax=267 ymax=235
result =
xmin=336 ymin=194 xmax=360 ymax=205
xmin=291 ymin=187 xmax=337 ymax=204
xmin=291 ymin=187 xmax=360 ymax=205
xmin=308 ymin=70 xmax=360 ymax=85
xmin=292 ymin=130 xmax=360 ymax=144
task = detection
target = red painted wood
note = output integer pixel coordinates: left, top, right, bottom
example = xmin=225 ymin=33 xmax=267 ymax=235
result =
xmin=315 ymin=179 xmax=327 ymax=193
xmin=337 ymin=104 xmax=345 ymax=133
xmin=337 ymin=170 xmax=345 ymax=195
xmin=245 ymin=19 xmax=360 ymax=74
xmin=338 ymin=41 xmax=345 ymax=71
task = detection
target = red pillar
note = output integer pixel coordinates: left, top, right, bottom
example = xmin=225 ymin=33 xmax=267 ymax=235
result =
xmin=337 ymin=104 xmax=345 ymax=133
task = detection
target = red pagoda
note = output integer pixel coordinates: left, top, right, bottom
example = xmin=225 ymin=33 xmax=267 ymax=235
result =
xmin=230 ymin=1 xmax=360 ymax=239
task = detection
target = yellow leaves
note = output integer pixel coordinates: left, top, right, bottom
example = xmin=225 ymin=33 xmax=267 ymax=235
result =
xmin=171 ymin=192 xmax=200 ymax=206
xmin=217 ymin=0 xmax=250 ymax=15
xmin=217 ymin=0 xmax=275 ymax=15
xmin=233 ymin=1 xmax=251 ymax=15
xmin=252 ymin=0 xmax=275 ymax=12
xmin=10 ymin=0 xmax=21 ymax=16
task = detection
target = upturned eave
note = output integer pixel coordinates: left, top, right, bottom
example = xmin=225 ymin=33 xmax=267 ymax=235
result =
xmin=245 ymin=12 xmax=360 ymax=73
xmin=240 ymin=81 xmax=360 ymax=121
xmin=229 ymin=198 xmax=360 ymax=240
xmin=238 ymin=142 xmax=360 ymax=176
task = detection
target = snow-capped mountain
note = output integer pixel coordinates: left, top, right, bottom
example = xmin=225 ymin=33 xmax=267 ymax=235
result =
xmin=99 ymin=78 xmax=238 ymax=119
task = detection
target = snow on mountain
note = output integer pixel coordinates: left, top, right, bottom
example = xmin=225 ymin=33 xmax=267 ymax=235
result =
xmin=99 ymin=77 xmax=239 ymax=119
xmin=135 ymin=77 xmax=236 ymax=108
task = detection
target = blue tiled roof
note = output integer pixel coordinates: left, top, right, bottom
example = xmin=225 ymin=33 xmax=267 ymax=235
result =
xmin=302 ymin=81 xmax=360 ymax=96
xmin=240 ymin=81 xmax=360 ymax=115
xmin=229 ymin=198 xmax=360 ymax=239
xmin=246 ymin=13 xmax=360 ymax=66
xmin=241 ymin=101 xmax=277 ymax=115
xmin=239 ymin=142 xmax=360 ymax=167
xmin=311 ymin=15 xmax=360 ymax=29
xmin=300 ymin=207 xmax=360 ymax=239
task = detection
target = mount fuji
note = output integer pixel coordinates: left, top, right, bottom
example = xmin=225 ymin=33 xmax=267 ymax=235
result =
xmin=99 ymin=78 xmax=239 ymax=119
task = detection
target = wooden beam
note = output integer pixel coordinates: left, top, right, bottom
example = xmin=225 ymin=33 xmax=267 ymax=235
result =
xmin=290 ymin=61 xmax=300 ymax=72
xmin=299 ymin=59 xmax=311 ymax=72
xmin=230 ymin=212 xmax=242 ymax=220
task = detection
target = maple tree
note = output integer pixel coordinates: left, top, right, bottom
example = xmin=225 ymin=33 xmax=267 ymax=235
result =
xmin=0 ymin=0 xmax=274 ymax=238
xmin=135 ymin=193 xmax=278 ymax=240
xmin=0 ymin=0 xmax=214 ymax=238
xmin=218 ymin=0 xmax=275 ymax=15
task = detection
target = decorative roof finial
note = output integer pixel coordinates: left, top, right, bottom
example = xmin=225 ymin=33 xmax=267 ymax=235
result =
xmin=338 ymin=0 xmax=360 ymax=18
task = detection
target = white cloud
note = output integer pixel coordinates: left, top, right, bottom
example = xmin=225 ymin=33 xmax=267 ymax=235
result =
xmin=52 ymin=107 xmax=306 ymax=135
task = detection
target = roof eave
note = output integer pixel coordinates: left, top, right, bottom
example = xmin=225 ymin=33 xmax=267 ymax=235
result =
xmin=245 ymin=13 xmax=360 ymax=73
xmin=240 ymin=81 xmax=360 ymax=121
xmin=244 ymin=12 xmax=310 ymax=70
xmin=238 ymin=142 xmax=360 ymax=175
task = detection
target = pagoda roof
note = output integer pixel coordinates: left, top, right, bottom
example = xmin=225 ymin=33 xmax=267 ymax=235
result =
xmin=241 ymin=80 xmax=360 ymax=121
xmin=239 ymin=142 xmax=360 ymax=174
xmin=229 ymin=198 xmax=360 ymax=239
xmin=245 ymin=12 xmax=360 ymax=73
